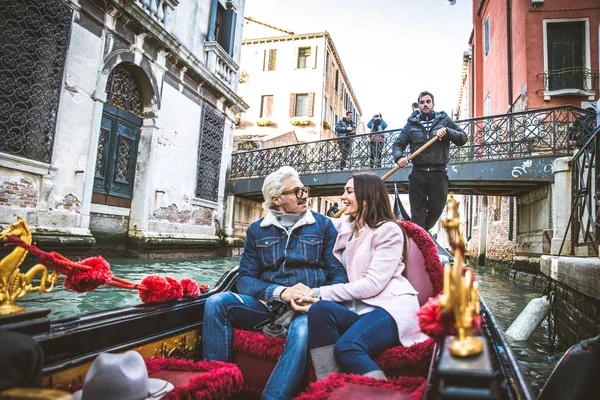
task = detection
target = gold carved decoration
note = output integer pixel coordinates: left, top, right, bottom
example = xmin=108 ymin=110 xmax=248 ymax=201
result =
xmin=439 ymin=197 xmax=484 ymax=357
xmin=0 ymin=217 xmax=58 ymax=315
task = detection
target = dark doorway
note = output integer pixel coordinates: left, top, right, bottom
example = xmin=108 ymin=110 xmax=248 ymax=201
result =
xmin=92 ymin=65 xmax=144 ymax=207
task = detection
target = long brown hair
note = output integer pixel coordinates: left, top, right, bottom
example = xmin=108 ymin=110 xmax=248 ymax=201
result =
xmin=350 ymin=172 xmax=395 ymax=228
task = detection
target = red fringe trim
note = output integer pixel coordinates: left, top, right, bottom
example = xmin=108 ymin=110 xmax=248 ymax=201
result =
xmin=374 ymin=338 xmax=435 ymax=376
xmin=232 ymin=328 xmax=286 ymax=360
xmin=293 ymin=374 xmax=426 ymax=400
xmin=145 ymin=357 xmax=244 ymax=400
xmin=397 ymin=221 xmax=444 ymax=296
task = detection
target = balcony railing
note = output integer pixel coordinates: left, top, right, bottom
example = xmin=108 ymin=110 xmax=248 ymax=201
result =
xmin=539 ymin=67 xmax=599 ymax=93
xmin=205 ymin=42 xmax=239 ymax=90
xmin=231 ymin=106 xmax=592 ymax=179
xmin=133 ymin=0 xmax=179 ymax=28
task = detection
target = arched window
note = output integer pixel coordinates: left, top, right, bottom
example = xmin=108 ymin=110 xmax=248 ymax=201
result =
xmin=106 ymin=65 xmax=144 ymax=116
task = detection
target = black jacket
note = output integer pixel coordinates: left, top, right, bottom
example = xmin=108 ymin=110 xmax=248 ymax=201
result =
xmin=392 ymin=111 xmax=467 ymax=167
xmin=335 ymin=118 xmax=356 ymax=137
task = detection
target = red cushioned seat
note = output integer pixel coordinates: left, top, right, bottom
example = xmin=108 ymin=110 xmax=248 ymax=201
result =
xmin=145 ymin=357 xmax=244 ymax=399
xmin=293 ymin=374 xmax=427 ymax=400
xmin=231 ymin=221 xmax=444 ymax=396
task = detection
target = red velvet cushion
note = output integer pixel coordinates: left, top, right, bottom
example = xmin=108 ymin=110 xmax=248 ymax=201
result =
xmin=293 ymin=374 xmax=426 ymax=400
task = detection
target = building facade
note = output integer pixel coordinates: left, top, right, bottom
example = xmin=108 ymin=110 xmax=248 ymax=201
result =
xmin=456 ymin=0 xmax=599 ymax=262
xmin=236 ymin=29 xmax=362 ymax=148
xmin=0 ymin=0 xmax=248 ymax=256
xmin=472 ymin=0 xmax=599 ymax=115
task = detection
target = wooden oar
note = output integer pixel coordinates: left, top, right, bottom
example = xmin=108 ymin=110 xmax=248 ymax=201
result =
xmin=333 ymin=134 xmax=441 ymax=217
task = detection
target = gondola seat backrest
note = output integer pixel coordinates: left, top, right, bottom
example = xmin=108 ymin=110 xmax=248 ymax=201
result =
xmin=397 ymin=221 xmax=445 ymax=305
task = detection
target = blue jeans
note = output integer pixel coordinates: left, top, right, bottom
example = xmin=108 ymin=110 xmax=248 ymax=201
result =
xmin=202 ymin=292 xmax=309 ymax=400
xmin=307 ymin=300 xmax=399 ymax=375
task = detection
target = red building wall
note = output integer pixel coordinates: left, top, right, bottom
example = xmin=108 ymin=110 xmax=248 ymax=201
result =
xmin=473 ymin=0 xmax=600 ymax=114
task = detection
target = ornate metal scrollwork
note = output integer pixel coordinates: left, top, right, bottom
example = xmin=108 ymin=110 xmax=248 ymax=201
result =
xmin=231 ymin=106 xmax=586 ymax=179
xmin=0 ymin=0 xmax=72 ymax=163
xmin=196 ymin=105 xmax=225 ymax=202
xmin=106 ymin=65 xmax=144 ymax=116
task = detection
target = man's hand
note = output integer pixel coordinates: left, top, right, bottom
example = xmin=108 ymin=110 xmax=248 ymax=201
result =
xmin=280 ymin=283 xmax=310 ymax=303
xmin=396 ymin=157 xmax=409 ymax=168
xmin=291 ymin=296 xmax=319 ymax=313
xmin=436 ymin=127 xmax=447 ymax=140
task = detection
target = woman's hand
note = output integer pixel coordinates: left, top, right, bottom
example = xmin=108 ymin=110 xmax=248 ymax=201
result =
xmin=291 ymin=296 xmax=320 ymax=313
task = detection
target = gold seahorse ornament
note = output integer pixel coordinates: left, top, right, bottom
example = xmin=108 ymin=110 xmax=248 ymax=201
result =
xmin=439 ymin=196 xmax=484 ymax=357
xmin=0 ymin=217 xmax=58 ymax=315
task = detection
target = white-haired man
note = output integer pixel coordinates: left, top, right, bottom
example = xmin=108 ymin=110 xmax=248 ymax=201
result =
xmin=202 ymin=166 xmax=347 ymax=400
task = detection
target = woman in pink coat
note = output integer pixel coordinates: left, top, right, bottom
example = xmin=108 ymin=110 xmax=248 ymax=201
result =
xmin=292 ymin=172 xmax=429 ymax=380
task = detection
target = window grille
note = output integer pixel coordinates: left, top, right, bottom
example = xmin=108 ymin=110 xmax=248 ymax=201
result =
xmin=0 ymin=0 xmax=72 ymax=163
xmin=106 ymin=66 xmax=144 ymax=116
xmin=195 ymin=105 xmax=225 ymax=202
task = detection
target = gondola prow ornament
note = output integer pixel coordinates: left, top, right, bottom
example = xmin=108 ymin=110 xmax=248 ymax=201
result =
xmin=0 ymin=217 xmax=58 ymax=315
xmin=439 ymin=196 xmax=484 ymax=357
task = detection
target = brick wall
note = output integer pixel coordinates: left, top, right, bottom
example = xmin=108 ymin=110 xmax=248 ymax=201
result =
xmin=0 ymin=178 xmax=38 ymax=208
xmin=486 ymin=196 xmax=516 ymax=261
xmin=467 ymin=196 xmax=516 ymax=262
xmin=548 ymin=279 xmax=600 ymax=351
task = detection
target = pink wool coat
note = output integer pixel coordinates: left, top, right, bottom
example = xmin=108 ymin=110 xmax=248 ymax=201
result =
xmin=320 ymin=217 xmax=430 ymax=346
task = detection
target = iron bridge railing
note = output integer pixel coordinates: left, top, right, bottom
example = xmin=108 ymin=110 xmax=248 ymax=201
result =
xmin=561 ymin=115 xmax=600 ymax=255
xmin=231 ymin=106 xmax=591 ymax=179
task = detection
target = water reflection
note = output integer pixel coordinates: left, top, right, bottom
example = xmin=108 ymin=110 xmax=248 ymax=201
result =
xmin=19 ymin=257 xmax=238 ymax=320
xmin=473 ymin=264 xmax=563 ymax=396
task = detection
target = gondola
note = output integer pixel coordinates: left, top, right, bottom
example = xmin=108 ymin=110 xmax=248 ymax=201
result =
xmin=0 ymin=205 xmax=535 ymax=400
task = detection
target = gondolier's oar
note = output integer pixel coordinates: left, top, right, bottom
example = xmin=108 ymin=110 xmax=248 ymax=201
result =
xmin=334 ymin=134 xmax=441 ymax=218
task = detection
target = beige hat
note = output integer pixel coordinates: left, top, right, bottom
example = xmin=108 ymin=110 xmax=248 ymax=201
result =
xmin=73 ymin=351 xmax=174 ymax=400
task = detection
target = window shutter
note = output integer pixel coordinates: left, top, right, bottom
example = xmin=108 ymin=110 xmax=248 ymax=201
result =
xmin=289 ymin=93 xmax=296 ymax=117
xmin=308 ymin=93 xmax=314 ymax=117
xmin=263 ymin=49 xmax=267 ymax=71
xmin=294 ymin=47 xmax=298 ymax=69
xmin=266 ymin=95 xmax=273 ymax=117
xmin=313 ymin=46 xmax=318 ymax=69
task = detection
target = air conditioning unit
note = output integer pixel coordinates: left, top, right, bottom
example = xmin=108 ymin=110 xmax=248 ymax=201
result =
xmin=531 ymin=0 xmax=544 ymax=4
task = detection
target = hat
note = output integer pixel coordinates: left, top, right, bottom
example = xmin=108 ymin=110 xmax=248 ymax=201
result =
xmin=73 ymin=351 xmax=174 ymax=400
xmin=0 ymin=330 xmax=43 ymax=391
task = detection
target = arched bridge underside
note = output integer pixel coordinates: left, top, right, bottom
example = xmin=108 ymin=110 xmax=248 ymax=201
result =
xmin=230 ymin=106 xmax=594 ymax=201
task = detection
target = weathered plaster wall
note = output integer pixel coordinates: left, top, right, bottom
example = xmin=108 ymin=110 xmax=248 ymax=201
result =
xmin=516 ymin=185 xmax=551 ymax=257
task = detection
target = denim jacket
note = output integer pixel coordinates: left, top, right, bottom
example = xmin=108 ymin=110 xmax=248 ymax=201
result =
xmin=236 ymin=210 xmax=348 ymax=303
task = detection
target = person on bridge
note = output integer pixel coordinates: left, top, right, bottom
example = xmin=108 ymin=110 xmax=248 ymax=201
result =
xmin=335 ymin=111 xmax=356 ymax=170
xmin=326 ymin=202 xmax=340 ymax=217
xmin=392 ymin=91 xmax=467 ymax=231
xmin=367 ymin=113 xmax=388 ymax=168
xmin=202 ymin=166 xmax=348 ymax=400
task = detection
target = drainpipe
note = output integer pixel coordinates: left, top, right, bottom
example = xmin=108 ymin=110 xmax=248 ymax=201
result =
xmin=506 ymin=0 xmax=513 ymax=112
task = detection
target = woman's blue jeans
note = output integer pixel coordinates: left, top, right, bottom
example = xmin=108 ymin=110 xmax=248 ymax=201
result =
xmin=202 ymin=292 xmax=308 ymax=400
xmin=307 ymin=300 xmax=399 ymax=375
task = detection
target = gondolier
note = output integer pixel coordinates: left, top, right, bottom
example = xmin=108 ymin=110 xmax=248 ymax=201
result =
xmin=392 ymin=91 xmax=467 ymax=231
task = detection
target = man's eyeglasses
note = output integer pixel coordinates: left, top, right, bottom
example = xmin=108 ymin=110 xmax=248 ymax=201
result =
xmin=280 ymin=187 xmax=310 ymax=198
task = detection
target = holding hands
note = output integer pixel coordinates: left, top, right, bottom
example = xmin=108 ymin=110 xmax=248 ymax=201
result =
xmin=291 ymin=292 xmax=319 ymax=313
xmin=280 ymin=283 xmax=310 ymax=303
xmin=280 ymin=283 xmax=320 ymax=313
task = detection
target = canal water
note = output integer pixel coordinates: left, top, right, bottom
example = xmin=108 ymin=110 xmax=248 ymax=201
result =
xmin=19 ymin=257 xmax=238 ymax=320
xmin=21 ymin=257 xmax=560 ymax=395
xmin=472 ymin=264 xmax=563 ymax=396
